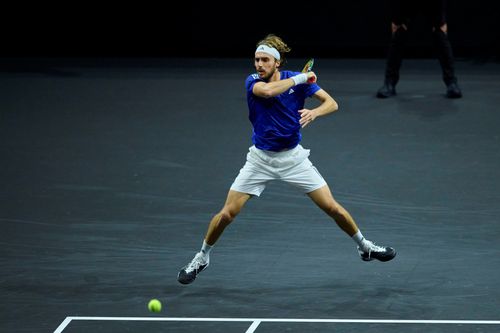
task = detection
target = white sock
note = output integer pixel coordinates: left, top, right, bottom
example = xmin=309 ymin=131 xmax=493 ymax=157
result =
xmin=352 ymin=231 xmax=369 ymax=251
xmin=200 ymin=240 xmax=213 ymax=258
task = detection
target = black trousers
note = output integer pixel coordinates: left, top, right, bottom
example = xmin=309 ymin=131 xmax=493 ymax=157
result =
xmin=384 ymin=0 xmax=458 ymax=85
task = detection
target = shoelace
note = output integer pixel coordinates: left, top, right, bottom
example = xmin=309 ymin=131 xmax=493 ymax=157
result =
xmin=365 ymin=241 xmax=386 ymax=253
xmin=185 ymin=253 xmax=206 ymax=273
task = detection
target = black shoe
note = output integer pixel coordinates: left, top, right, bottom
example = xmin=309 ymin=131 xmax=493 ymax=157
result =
xmin=177 ymin=252 xmax=209 ymax=285
xmin=446 ymin=82 xmax=462 ymax=98
xmin=358 ymin=241 xmax=396 ymax=262
xmin=376 ymin=82 xmax=396 ymax=98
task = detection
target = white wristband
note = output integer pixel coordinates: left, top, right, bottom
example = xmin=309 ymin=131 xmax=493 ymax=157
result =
xmin=291 ymin=73 xmax=308 ymax=86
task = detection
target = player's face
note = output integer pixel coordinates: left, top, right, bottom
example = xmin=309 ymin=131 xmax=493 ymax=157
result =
xmin=254 ymin=52 xmax=279 ymax=80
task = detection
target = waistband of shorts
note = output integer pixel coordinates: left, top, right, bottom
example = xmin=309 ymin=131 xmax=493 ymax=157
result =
xmin=254 ymin=144 xmax=299 ymax=154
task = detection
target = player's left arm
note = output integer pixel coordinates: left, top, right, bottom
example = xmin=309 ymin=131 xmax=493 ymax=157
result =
xmin=299 ymin=89 xmax=338 ymax=128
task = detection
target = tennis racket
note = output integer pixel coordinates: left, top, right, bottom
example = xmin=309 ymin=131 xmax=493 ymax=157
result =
xmin=301 ymin=58 xmax=316 ymax=83
xmin=301 ymin=58 xmax=314 ymax=73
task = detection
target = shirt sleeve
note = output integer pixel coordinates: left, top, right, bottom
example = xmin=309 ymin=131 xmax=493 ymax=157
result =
xmin=303 ymin=82 xmax=321 ymax=98
xmin=245 ymin=74 xmax=262 ymax=95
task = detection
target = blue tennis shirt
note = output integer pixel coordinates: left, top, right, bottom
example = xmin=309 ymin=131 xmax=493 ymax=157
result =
xmin=245 ymin=70 xmax=320 ymax=152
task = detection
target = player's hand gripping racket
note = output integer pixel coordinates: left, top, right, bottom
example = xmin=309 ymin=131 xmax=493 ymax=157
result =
xmin=301 ymin=58 xmax=316 ymax=83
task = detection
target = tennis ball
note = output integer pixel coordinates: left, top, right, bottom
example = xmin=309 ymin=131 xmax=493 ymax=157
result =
xmin=148 ymin=299 xmax=162 ymax=313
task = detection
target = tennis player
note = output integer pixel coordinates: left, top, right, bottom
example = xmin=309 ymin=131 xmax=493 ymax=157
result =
xmin=178 ymin=34 xmax=396 ymax=285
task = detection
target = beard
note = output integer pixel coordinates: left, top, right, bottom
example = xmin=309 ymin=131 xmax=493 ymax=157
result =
xmin=260 ymin=67 xmax=277 ymax=81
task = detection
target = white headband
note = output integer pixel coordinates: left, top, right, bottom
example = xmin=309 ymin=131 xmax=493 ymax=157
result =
xmin=255 ymin=44 xmax=281 ymax=60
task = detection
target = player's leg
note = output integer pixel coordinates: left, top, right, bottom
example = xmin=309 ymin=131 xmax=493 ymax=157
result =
xmin=178 ymin=146 xmax=270 ymax=285
xmin=307 ymin=184 xmax=396 ymax=262
xmin=178 ymin=190 xmax=251 ymax=285
xmin=307 ymin=184 xmax=358 ymax=236
xmin=205 ymin=190 xmax=252 ymax=245
xmin=279 ymin=151 xmax=396 ymax=262
xmin=278 ymin=151 xmax=358 ymax=237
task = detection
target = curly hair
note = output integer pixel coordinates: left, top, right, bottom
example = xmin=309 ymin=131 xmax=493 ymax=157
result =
xmin=256 ymin=34 xmax=291 ymax=67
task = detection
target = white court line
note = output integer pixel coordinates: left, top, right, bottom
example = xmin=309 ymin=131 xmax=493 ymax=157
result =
xmin=57 ymin=316 xmax=500 ymax=325
xmin=245 ymin=320 xmax=261 ymax=333
xmin=53 ymin=317 xmax=72 ymax=333
xmin=61 ymin=316 xmax=500 ymax=324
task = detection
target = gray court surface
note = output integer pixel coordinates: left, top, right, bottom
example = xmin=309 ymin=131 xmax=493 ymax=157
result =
xmin=1 ymin=57 xmax=500 ymax=332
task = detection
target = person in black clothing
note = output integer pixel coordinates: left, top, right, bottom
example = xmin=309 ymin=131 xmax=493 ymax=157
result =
xmin=377 ymin=0 xmax=462 ymax=98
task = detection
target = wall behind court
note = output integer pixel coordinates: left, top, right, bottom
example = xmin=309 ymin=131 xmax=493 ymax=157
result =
xmin=2 ymin=1 xmax=498 ymax=59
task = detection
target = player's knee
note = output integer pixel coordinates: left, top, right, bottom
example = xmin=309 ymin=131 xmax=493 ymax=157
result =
xmin=325 ymin=202 xmax=343 ymax=219
xmin=217 ymin=211 xmax=235 ymax=227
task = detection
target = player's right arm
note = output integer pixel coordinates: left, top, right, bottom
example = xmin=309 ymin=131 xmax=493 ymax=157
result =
xmin=252 ymin=72 xmax=316 ymax=98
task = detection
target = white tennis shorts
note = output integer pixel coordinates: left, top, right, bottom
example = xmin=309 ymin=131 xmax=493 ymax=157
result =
xmin=230 ymin=145 xmax=327 ymax=197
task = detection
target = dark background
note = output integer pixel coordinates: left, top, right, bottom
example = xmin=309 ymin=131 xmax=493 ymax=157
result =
xmin=2 ymin=1 xmax=500 ymax=59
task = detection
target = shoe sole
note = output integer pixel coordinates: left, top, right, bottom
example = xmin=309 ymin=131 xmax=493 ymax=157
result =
xmin=361 ymin=250 xmax=397 ymax=262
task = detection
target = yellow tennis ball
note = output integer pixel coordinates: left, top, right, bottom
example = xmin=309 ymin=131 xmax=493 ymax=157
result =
xmin=148 ymin=299 xmax=162 ymax=313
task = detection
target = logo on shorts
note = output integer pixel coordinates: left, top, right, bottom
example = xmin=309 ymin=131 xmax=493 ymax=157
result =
xmin=289 ymin=88 xmax=295 ymax=94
